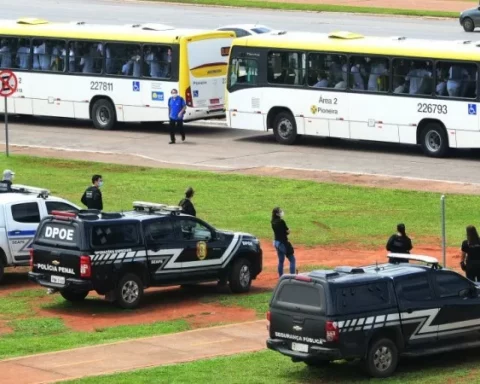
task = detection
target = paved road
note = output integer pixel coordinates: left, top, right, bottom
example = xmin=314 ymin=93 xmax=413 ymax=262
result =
xmin=1 ymin=0 xmax=472 ymax=40
xmin=1 ymin=0 xmax=479 ymax=183
xmin=4 ymin=116 xmax=480 ymax=183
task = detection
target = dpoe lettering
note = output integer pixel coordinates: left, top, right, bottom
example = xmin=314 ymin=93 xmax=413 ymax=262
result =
xmin=45 ymin=226 xmax=74 ymax=241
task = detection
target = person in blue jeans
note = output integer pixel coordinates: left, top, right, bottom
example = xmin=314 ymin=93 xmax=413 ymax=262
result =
xmin=168 ymin=88 xmax=186 ymax=144
xmin=271 ymin=207 xmax=296 ymax=277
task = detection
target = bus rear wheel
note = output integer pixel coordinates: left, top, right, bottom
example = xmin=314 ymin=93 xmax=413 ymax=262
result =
xmin=420 ymin=123 xmax=449 ymax=158
xmin=273 ymin=112 xmax=298 ymax=145
xmin=92 ymin=99 xmax=116 ymax=130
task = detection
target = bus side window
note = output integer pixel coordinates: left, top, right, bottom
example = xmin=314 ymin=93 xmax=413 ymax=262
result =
xmin=32 ymin=39 xmax=67 ymax=72
xmin=394 ymin=58 xmax=432 ymax=96
xmin=230 ymin=57 xmax=257 ymax=85
xmin=70 ymin=41 xmax=103 ymax=74
xmin=436 ymin=60 xmax=477 ymax=99
xmin=143 ymin=45 xmax=171 ymax=79
xmin=307 ymin=53 xmax=348 ymax=89
xmin=0 ymin=37 xmax=17 ymax=70
xmin=106 ymin=43 xmax=142 ymax=77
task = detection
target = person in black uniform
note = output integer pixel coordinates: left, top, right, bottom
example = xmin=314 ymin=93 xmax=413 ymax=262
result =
xmin=81 ymin=174 xmax=103 ymax=210
xmin=461 ymin=225 xmax=480 ymax=282
xmin=271 ymin=207 xmax=296 ymax=277
xmin=0 ymin=169 xmax=14 ymax=192
xmin=179 ymin=187 xmax=196 ymax=217
xmin=386 ymin=223 xmax=413 ymax=263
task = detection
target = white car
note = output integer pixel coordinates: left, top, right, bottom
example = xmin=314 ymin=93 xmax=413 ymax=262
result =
xmin=216 ymin=24 xmax=276 ymax=38
xmin=0 ymin=185 xmax=80 ymax=282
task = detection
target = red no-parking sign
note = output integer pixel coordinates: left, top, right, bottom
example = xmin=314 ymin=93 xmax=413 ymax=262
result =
xmin=0 ymin=70 xmax=18 ymax=98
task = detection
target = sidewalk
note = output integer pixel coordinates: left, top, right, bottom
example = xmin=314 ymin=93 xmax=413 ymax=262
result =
xmin=0 ymin=320 xmax=267 ymax=384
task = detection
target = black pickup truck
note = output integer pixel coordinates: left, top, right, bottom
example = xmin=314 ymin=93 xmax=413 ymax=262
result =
xmin=28 ymin=201 xmax=262 ymax=309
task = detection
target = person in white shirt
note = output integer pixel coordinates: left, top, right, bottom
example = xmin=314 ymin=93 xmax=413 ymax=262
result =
xmin=16 ymin=40 xmax=30 ymax=69
xmin=405 ymin=63 xmax=431 ymax=95
xmin=350 ymin=59 xmax=366 ymax=90
xmin=33 ymin=41 xmax=49 ymax=70
xmin=313 ymin=72 xmax=329 ymax=88
xmin=145 ymin=47 xmax=160 ymax=78
xmin=447 ymin=65 xmax=469 ymax=97
xmin=97 ymin=44 xmax=112 ymax=74
xmin=0 ymin=40 xmax=12 ymax=68
xmin=368 ymin=59 xmax=388 ymax=91
xmin=131 ymin=48 xmax=142 ymax=78
xmin=80 ymin=45 xmax=95 ymax=73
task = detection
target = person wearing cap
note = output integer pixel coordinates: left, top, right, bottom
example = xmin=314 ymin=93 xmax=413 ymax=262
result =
xmin=386 ymin=223 xmax=413 ymax=263
xmin=81 ymin=174 xmax=103 ymax=211
xmin=271 ymin=207 xmax=296 ymax=277
xmin=178 ymin=187 xmax=196 ymax=217
xmin=0 ymin=170 xmax=15 ymax=192
xmin=168 ymin=88 xmax=187 ymax=144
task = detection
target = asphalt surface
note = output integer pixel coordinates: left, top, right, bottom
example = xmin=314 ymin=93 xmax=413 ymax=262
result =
xmin=1 ymin=0 xmax=480 ymax=183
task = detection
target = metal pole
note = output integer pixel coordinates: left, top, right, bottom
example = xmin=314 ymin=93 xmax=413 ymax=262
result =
xmin=4 ymin=97 xmax=8 ymax=157
xmin=441 ymin=195 xmax=446 ymax=267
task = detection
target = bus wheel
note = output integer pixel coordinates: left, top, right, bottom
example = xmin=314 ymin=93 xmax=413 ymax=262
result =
xmin=92 ymin=99 xmax=116 ymax=130
xmin=463 ymin=17 xmax=475 ymax=32
xmin=420 ymin=123 xmax=448 ymax=158
xmin=273 ymin=112 xmax=298 ymax=145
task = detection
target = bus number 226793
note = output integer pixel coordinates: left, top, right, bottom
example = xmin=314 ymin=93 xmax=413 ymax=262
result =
xmin=90 ymin=82 xmax=113 ymax=92
xmin=417 ymin=103 xmax=447 ymax=114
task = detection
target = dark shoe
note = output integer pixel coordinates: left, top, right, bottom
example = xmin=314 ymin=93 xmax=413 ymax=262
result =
xmin=169 ymin=141 xmax=175 ymax=144
xmin=181 ymin=135 xmax=185 ymax=142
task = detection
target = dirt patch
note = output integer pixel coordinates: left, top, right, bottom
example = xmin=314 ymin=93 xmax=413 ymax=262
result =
xmin=0 ymin=267 xmax=34 ymax=296
xmin=0 ymin=320 xmax=13 ymax=336
xmin=30 ymin=240 xmax=461 ymax=333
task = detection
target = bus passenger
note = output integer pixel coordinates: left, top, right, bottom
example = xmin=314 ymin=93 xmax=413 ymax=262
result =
xmin=394 ymin=77 xmax=405 ymax=94
xmin=132 ymin=48 xmax=142 ymax=78
xmin=16 ymin=39 xmax=30 ymax=69
xmin=80 ymin=44 xmax=95 ymax=73
xmin=447 ymin=65 xmax=469 ymax=97
xmin=313 ymin=71 xmax=328 ymax=88
xmin=33 ymin=40 xmax=50 ymax=70
xmin=0 ymin=40 xmax=12 ymax=68
xmin=67 ymin=43 xmax=76 ymax=72
xmin=160 ymin=48 xmax=172 ymax=77
xmin=145 ymin=46 xmax=160 ymax=78
xmin=350 ymin=58 xmax=365 ymax=90
xmin=368 ymin=59 xmax=388 ymax=91
xmin=461 ymin=225 xmax=480 ymax=282
xmin=406 ymin=62 xmax=431 ymax=95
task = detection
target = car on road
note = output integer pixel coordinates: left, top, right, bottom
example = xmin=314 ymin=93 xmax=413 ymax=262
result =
xmin=266 ymin=253 xmax=480 ymax=378
xmin=0 ymin=185 xmax=79 ymax=283
xmin=216 ymin=24 xmax=276 ymax=37
xmin=459 ymin=6 xmax=480 ymax=32
xmin=28 ymin=201 xmax=263 ymax=309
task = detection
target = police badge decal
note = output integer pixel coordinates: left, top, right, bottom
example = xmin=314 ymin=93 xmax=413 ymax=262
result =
xmin=196 ymin=241 xmax=207 ymax=260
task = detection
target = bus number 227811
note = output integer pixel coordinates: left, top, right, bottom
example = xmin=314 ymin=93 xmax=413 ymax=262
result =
xmin=90 ymin=82 xmax=113 ymax=92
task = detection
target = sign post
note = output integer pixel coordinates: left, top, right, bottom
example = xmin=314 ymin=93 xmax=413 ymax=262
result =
xmin=0 ymin=70 xmax=18 ymax=157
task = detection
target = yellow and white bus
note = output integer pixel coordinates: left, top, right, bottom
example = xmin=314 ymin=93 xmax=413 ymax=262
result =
xmin=0 ymin=18 xmax=234 ymax=129
xmin=226 ymin=30 xmax=480 ymax=157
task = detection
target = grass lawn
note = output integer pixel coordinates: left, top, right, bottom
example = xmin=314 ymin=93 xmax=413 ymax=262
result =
xmin=0 ymin=155 xmax=477 ymax=247
xmin=0 ymin=289 xmax=189 ymax=359
xmin=63 ymin=349 xmax=480 ymax=384
xmin=148 ymin=0 xmax=461 ymax=18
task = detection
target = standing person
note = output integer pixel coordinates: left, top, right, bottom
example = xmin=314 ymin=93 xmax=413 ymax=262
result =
xmin=168 ymin=89 xmax=187 ymax=144
xmin=271 ymin=207 xmax=296 ymax=277
xmin=386 ymin=223 xmax=413 ymax=263
xmin=0 ymin=169 xmax=14 ymax=192
xmin=81 ymin=174 xmax=103 ymax=210
xmin=460 ymin=225 xmax=480 ymax=282
xmin=178 ymin=187 xmax=196 ymax=217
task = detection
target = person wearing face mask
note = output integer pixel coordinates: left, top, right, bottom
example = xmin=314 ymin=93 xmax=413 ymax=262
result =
xmin=168 ymin=88 xmax=187 ymax=144
xmin=81 ymin=174 xmax=104 ymax=211
xmin=271 ymin=207 xmax=296 ymax=277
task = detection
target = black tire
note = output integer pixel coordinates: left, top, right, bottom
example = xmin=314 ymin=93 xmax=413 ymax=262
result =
xmin=463 ymin=17 xmax=475 ymax=32
xmin=0 ymin=258 xmax=4 ymax=283
xmin=60 ymin=290 xmax=89 ymax=302
xmin=91 ymin=99 xmax=116 ymax=130
xmin=364 ymin=338 xmax=398 ymax=378
xmin=229 ymin=258 xmax=252 ymax=293
xmin=273 ymin=111 xmax=298 ymax=145
xmin=115 ymin=273 xmax=144 ymax=309
xmin=420 ymin=123 xmax=449 ymax=158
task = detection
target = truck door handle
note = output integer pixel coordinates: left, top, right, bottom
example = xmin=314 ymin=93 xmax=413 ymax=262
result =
xmin=406 ymin=308 xmax=413 ymax=314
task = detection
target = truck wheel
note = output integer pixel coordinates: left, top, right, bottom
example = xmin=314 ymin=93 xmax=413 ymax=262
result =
xmin=273 ymin=111 xmax=298 ymax=145
xmin=60 ymin=290 xmax=89 ymax=302
xmin=420 ymin=123 xmax=449 ymax=158
xmin=229 ymin=258 xmax=252 ymax=293
xmin=115 ymin=273 xmax=144 ymax=309
xmin=91 ymin=99 xmax=116 ymax=130
xmin=364 ymin=338 xmax=398 ymax=378
xmin=0 ymin=258 xmax=4 ymax=283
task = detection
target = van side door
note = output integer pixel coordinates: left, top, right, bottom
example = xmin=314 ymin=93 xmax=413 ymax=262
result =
xmin=395 ymin=272 xmax=438 ymax=347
